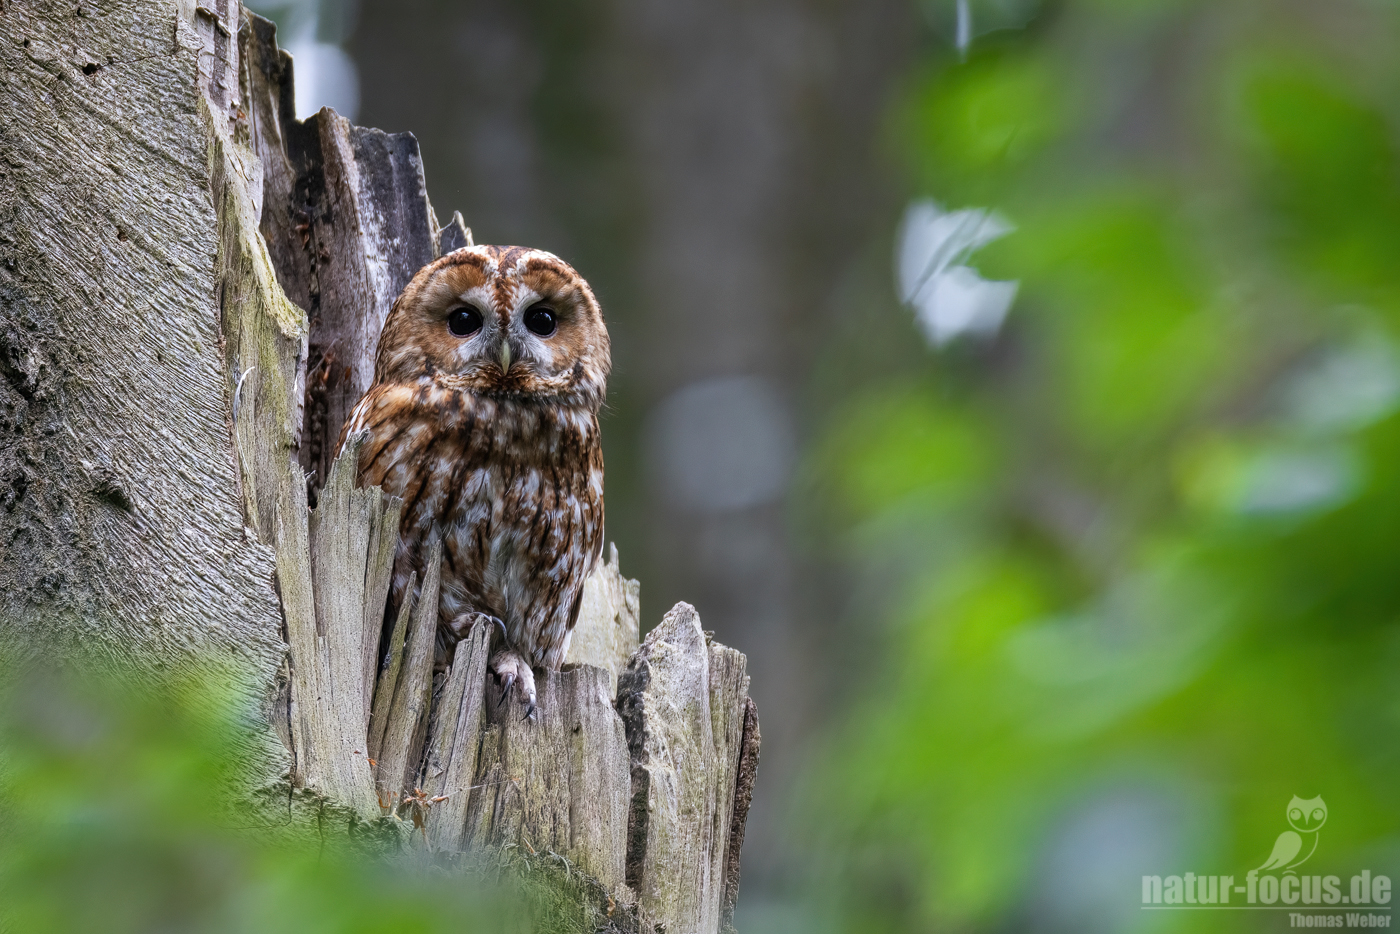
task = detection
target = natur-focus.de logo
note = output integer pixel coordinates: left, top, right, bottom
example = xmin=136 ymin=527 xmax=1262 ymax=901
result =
xmin=1141 ymin=796 xmax=1393 ymax=928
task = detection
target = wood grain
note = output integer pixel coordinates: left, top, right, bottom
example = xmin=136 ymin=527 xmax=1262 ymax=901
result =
xmin=617 ymin=603 xmax=752 ymax=933
xmin=565 ymin=542 xmax=643 ymax=694
xmin=420 ymin=616 xmax=491 ymax=851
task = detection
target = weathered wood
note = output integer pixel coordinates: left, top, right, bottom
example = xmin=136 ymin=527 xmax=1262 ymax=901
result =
xmin=0 ymin=0 xmax=285 ymax=720
xmin=420 ymin=616 xmax=491 ymax=851
xmin=367 ymin=571 xmax=415 ymax=764
xmin=242 ymin=16 xmax=439 ymax=494
xmin=293 ymin=438 xmax=397 ymax=815
xmin=218 ymin=116 xmax=310 ymax=553
xmin=722 ymin=696 xmax=761 ymax=931
xmin=278 ymin=465 xmax=320 ymax=791
xmin=436 ymin=209 xmax=473 ymax=255
xmin=464 ymin=663 xmax=633 ymax=893
xmin=376 ymin=538 xmax=441 ymax=804
xmin=565 ymin=543 xmax=643 ymax=694
xmin=361 ymin=487 xmax=400 ymax=709
xmin=618 ymin=603 xmax=751 ymax=934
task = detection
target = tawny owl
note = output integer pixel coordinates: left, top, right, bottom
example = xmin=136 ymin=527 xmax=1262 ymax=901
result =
xmin=340 ymin=244 xmax=609 ymax=717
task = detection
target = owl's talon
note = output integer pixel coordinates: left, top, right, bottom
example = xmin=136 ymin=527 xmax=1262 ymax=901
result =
xmin=490 ymin=648 xmax=538 ymax=720
xmin=521 ymin=703 xmax=537 ymax=722
xmin=487 ymin=616 xmax=507 ymax=643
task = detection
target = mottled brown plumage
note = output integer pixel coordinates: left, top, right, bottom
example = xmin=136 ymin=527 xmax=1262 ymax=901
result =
xmin=340 ymin=245 xmax=610 ymax=714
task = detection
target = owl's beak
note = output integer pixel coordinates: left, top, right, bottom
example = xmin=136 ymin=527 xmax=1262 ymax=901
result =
xmin=499 ymin=341 xmax=512 ymax=374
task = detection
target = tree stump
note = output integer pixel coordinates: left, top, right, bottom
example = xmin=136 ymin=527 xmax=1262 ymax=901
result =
xmin=0 ymin=3 xmax=759 ymax=931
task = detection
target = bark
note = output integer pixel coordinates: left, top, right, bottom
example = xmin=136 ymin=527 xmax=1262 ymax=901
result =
xmin=0 ymin=0 xmax=285 ymax=765
xmin=0 ymin=3 xmax=759 ymax=931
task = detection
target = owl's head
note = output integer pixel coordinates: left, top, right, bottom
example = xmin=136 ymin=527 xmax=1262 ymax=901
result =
xmin=374 ymin=245 xmax=610 ymax=409
xmin=1287 ymin=795 xmax=1327 ymax=832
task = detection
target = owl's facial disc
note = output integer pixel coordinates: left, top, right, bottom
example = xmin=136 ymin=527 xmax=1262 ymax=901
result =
xmin=374 ymin=245 xmax=609 ymax=408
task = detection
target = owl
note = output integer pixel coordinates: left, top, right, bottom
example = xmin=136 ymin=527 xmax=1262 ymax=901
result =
xmin=340 ymin=245 xmax=610 ymax=717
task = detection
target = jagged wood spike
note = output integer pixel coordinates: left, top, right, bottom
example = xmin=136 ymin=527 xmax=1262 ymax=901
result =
xmin=618 ymin=602 xmax=752 ymax=933
xmin=421 ymin=617 xmax=491 ymax=851
xmin=362 ymin=489 xmax=402 ymax=711
xmin=377 ymin=538 xmax=441 ymax=802
xmin=301 ymin=438 xmax=384 ymax=816
xmin=435 ymin=209 xmax=473 ymax=256
xmin=368 ymin=570 xmax=416 ymax=767
xmin=276 ymin=472 xmax=319 ymax=789
xmin=564 ymin=542 xmax=641 ymax=695
xmin=722 ymin=696 xmax=761 ymax=929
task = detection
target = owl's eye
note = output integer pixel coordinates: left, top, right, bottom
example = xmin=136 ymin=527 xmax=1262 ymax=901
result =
xmin=448 ymin=307 xmax=483 ymax=337
xmin=1290 ymin=809 xmax=1303 ymax=821
xmin=1312 ymin=809 xmax=1324 ymax=821
xmin=525 ymin=304 xmax=556 ymax=337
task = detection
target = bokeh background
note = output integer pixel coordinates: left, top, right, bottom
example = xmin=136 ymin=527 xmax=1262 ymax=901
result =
xmin=8 ymin=0 xmax=1400 ymax=931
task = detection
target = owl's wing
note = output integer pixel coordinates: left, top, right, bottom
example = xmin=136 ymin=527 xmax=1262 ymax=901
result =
xmin=338 ymin=384 xmax=384 ymax=455
xmin=1258 ymin=831 xmax=1302 ymax=870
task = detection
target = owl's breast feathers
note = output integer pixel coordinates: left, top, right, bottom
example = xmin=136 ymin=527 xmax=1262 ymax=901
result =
xmin=341 ymin=376 xmax=605 ymax=668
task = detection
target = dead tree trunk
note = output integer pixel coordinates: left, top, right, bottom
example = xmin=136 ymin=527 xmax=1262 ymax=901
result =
xmin=0 ymin=3 xmax=758 ymax=931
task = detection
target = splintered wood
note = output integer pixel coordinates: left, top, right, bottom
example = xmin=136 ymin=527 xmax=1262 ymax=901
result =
xmin=465 ymin=659 xmax=632 ymax=889
xmin=284 ymin=437 xmax=398 ymax=815
xmin=420 ymin=617 xmax=490 ymax=851
xmin=239 ymin=12 xmax=760 ymax=932
xmin=285 ymin=439 xmax=759 ymax=933
xmin=618 ymin=604 xmax=753 ymax=933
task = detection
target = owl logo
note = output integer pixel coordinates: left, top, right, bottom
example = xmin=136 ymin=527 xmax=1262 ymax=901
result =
xmin=1258 ymin=795 xmax=1328 ymax=872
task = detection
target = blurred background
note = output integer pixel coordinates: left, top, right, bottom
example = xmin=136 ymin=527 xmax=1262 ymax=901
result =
xmin=8 ymin=0 xmax=1400 ymax=931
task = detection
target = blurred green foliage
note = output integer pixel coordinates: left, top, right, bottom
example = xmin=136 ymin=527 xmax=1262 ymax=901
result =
xmin=0 ymin=664 xmax=588 ymax=934
xmin=808 ymin=1 xmax=1400 ymax=931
